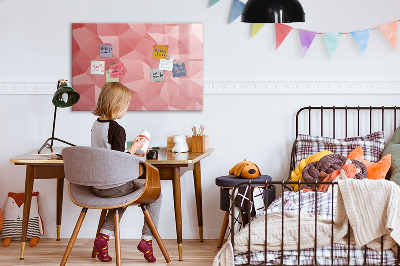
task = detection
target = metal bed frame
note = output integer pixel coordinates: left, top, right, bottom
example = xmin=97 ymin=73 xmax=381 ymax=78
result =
xmin=230 ymin=106 xmax=400 ymax=266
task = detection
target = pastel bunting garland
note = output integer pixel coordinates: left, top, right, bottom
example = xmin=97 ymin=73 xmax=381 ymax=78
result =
xmin=323 ymin=33 xmax=341 ymax=58
xmin=229 ymin=0 xmax=245 ymax=24
xmin=209 ymin=1 xmax=400 ymax=58
xmin=209 ymin=0 xmax=220 ymax=7
xmin=351 ymin=29 xmax=370 ymax=55
xmin=251 ymin=23 xmax=266 ymax=38
xmin=275 ymin=23 xmax=293 ymax=49
xmin=298 ymin=30 xmax=317 ymax=58
xmin=379 ymin=21 xmax=398 ymax=50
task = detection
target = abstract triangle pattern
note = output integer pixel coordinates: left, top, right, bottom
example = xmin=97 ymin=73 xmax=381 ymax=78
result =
xmin=298 ymin=29 xmax=317 ymax=58
xmin=351 ymin=29 xmax=370 ymax=55
xmin=229 ymin=0 xmax=245 ymax=24
xmin=275 ymin=23 xmax=292 ymax=49
xmin=72 ymin=23 xmax=203 ymax=111
xmin=323 ymin=33 xmax=341 ymax=58
xmin=379 ymin=21 xmax=397 ymax=50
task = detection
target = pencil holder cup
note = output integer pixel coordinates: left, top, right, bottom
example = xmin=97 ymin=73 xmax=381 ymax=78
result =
xmin=191 ymin=135 xmax=209 ymax=153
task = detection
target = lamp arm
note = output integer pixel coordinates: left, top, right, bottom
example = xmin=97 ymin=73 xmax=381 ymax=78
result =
xmin=50 ymin=105 xmax=57 ymax=148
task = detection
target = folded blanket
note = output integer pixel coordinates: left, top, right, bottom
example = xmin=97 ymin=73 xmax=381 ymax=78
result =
xmin=335 ymin=178 xmax=400 ymax=251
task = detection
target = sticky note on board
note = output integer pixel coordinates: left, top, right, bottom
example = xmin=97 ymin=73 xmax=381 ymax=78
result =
xmin=109 ymin=63 xmax=124 ymax=78
xmin=150 ymin=68 xmax=164 ymax=82
xmin=90 ymin=61 xmax=105 ymax=75
xmin=99 ymin=44 xmax=113 ymax=58
xmin=159 ymin=57 xmax=174 ymax=71
xmin=173 ymin=63 xmax=187 ymax=77
xmin=153 ymin=45 xmax=168 ymax=59
xmin=106 ymin=71 xmax=119 ymax=82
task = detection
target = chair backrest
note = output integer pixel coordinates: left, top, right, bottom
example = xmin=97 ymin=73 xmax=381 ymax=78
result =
xmin=62 ymin=146 xmax=145 ymax=187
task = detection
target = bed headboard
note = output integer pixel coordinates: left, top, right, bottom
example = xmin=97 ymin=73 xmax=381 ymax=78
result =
xmin=290 ymin=106 xmax=400 ymax=179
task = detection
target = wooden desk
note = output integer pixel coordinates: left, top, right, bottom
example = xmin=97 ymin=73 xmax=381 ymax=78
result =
xmin=10 ymin=147 xmax=213 ymax=261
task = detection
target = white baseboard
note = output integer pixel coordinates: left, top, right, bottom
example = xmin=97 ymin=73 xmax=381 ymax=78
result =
xmin=1 ymin=81 xmax=399 ymax=94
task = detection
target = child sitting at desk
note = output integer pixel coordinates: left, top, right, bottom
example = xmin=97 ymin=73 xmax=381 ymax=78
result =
xmin=91 ymin=82 xmax=162 ymax=263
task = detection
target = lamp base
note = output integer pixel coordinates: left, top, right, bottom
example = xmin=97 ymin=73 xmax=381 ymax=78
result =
xmin=38 ymin=137 xmax=76 ymax=154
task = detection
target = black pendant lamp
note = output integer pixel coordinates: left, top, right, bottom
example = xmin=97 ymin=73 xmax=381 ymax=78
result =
xmin=242 ymin=0 xmax=305 ymax=23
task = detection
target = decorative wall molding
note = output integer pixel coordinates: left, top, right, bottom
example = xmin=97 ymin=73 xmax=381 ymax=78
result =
xmin=204 ymin=81 xmax=400 ymax=94
xmin=1 ymin=81 xmax=400 ymax=95
xmin=0 ymin=83 xmax=55 ymax=94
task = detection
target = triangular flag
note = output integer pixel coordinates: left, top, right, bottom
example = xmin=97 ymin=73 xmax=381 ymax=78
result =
xmin=378 ymin=21 xmax=397 ymax=50
xmin=251 ymin=23 xmax=266 ymax=38
xmin=351 ymin=29 xmax=370 ymax=55
xmin=229 ymin=0 xmax=245 ymax=24
xmin=209 ymin=0 xmax=220 ymax=7
xmin=275 ymin=23 xmax=293 ymax=49
xmin=323 ymin=33 xmax=341 ymax=58
xmin=298 ymin=29 xmax=317 ymax=58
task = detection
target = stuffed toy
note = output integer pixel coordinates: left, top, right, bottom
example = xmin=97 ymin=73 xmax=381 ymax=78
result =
xmin=348 ymin=146 xmax=391 ymax=180
xmin=1 ymin=192 xmax=44 ymax=247
xmin=289 ymin=150 xmax=333 ymax=191
xmin=301 ymin=154 xmax=368 ymax=191
xmin=229 ymin=159 xmax=261 ymax=179
xmin=317 ymin=160 xmax=360 ymax=193
xmin=172 ymin=135 xmax=189 ymax=153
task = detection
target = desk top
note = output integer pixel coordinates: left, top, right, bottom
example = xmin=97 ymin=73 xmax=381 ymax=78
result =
xmin=10 ymin=147 xmax=214 ymax=166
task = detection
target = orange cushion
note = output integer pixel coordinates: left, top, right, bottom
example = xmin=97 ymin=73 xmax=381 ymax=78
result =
xmin=347 ymin=146 xmax=391 ymax=180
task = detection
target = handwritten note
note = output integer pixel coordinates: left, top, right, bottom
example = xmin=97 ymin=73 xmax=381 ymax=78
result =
xmin=109 ymin=63 xmax=124 ymax=78
xmin=153 ymin=45 xmax=168 ymax=59
xmin=106 ymin=72 xmax=119 ymax=82
xmin=150 ymin=68 xmax=164 ymax=82
xmin=90 ymin=61 xmax=105 ymax=75
xmin=173 ymin=63 xmax=187 ymax=77
xmin=159 ymin=57 xmax=174 ymax=71
xmin=99 ymin=44 xmax=113 ymax=58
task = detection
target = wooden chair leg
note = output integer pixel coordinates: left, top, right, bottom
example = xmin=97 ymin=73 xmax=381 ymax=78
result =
xmin=141 ymin=205 xmax=171 ymax=263
xmin=114 ymin=210 xmax=121 ymax=266
xmin=91 ymin=209 xmax=108 ymax=258
xmin=217 ymin=211 xmax=230 ymax=248
xmin=60 ymin=208 xmax=88 ymax=266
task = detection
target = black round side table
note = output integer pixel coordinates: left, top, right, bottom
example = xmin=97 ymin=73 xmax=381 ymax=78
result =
xmin=215 ymin=175 xmax=275 ymax=248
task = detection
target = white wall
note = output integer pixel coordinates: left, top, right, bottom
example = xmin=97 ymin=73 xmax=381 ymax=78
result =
xmin=1 ymin=0 xmax=400 ymax=240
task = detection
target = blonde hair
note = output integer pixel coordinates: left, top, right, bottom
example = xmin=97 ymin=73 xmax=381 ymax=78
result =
xmin=93 ymin=82 xmax=133 ymax=120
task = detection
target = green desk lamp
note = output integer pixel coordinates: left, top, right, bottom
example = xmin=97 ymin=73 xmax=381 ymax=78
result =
xmin=38 ymin=79 xmax=80 ymax=154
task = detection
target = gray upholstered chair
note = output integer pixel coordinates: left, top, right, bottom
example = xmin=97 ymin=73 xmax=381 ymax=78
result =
xmin=60 ymin=146 xmax=171 ymax=265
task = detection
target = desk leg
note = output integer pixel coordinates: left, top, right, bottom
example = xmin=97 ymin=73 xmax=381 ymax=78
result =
xmin=193 ymin=161 xmax=203 ymax=242
xmin=172 ymin=167 xmax=183 ymax=261
xmin=20 ymin=165 xmax=35 ymax=259
xmin=56 ymin=178 xmax=64 ymax=241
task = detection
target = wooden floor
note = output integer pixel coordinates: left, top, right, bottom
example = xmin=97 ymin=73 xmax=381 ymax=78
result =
xmin=0 ymin=239 xmax=221 ymax=265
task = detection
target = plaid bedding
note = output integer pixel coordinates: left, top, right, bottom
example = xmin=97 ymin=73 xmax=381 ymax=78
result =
xmin=294 ymin=131 xmax=385 ymax=166
xmin=234 ymin=191 xmax=397 ymax=265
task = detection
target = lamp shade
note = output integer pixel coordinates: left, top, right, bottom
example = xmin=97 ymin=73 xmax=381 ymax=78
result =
xmin=241 ymin=0 xmax=305 ymax=23
xmin=52 ymin=84 xmax=80 ymax=108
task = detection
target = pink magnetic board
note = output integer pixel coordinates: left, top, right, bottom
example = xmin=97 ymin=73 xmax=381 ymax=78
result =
xmin=72 ymin=23 xmax=203 ymax=111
